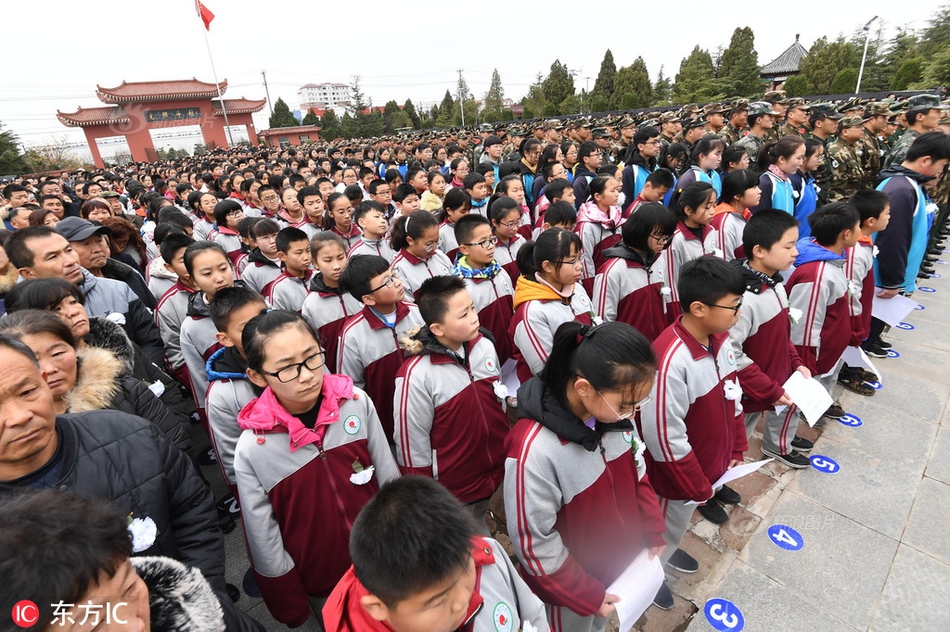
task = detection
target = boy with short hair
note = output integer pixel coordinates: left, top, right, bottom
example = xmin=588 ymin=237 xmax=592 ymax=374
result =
xmin=452 ymin=214 xmax=515 ymax=363
xmin=786 ymin=202 xmax=862 ymax=420
xmin=368 ymin=179 xmax=397 ymax=220
xmin=533 ymin=199 xmax=577 ymax=239
xmin=348 ymin=200 xmax=396 ymax=262
xmin=155 ymin=232 xmax=197 ymax=386
xmin=838 ymin=190 xmax=892 ymax=392
xmin=240 ymin=218 xmax=283 ymax=294
xmin=534 ymin=181 xmax=577 ymax=235
xmin=474 ymin=162 xmax=496 ymax=192
xmin=265 ymin=226 xmax=314 ymax=311
xmin=639 ymin=256 xmax=748 ymax=609
xmin=464 ymin=172 xmax=490 ymax=216
xmin=406 ymin=166 xmax=428 ymax=198
xmin=296 ymin=185 xmax=325 ymax=239
xmin=206 ymin=286 xmax=268 ymax=495
xmin=627 ymin=168 xmax=675 ymax=217
xmin=394 ymin=277 xmax=510 ymax=525
xmin=323 ymin=476 xmax=548 ymax=632
xmin=338 ymin=254 xmax=424 ymax=440
xmin=731 ymin=210 xmax=813 ymax=469
xmin=392 ymin=183 xmax=421 ymax=226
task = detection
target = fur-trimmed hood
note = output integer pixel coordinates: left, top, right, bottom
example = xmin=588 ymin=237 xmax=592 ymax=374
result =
xmin=400 ymin=324 xmax=493 ymax=357
xmin=130 ymin=556 xmax=226 ymax=632
xmin=66 ymin=346 xmax=123 ymax=412
xmin=0 ymin=262 xmax=19 ymax=296
xmin=149 ymin=256 xmax=178 ymax=281
xmin=85 ymin=316 xmax=137 ymax=374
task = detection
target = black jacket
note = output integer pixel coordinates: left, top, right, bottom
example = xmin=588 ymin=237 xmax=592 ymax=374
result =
xmin=103 ymin=257 xmax=156 ymax=310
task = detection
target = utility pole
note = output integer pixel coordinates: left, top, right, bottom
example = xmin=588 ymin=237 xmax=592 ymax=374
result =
xmin=262 ymin=70 xmax=273 ymax=114
xmin=856 ymin=16 xmax=879 ymax=94
xmin=457 ymin=69 xmax=466 ymax=127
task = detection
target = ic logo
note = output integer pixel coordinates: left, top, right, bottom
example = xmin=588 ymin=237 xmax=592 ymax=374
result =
xmin=12 ymin=600 xmax=39 ymax=627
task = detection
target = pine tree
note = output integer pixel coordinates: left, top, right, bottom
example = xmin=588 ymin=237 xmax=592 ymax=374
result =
xmin=403 ymin=99 xmax=421 ymax=129
xmin=797 ymin=37 xmax=860 ymax=94
xmin=541 ymin=60 xmax=575 ymax=114
xmin=302 ymin=108 xmax=319 ymax=126
xmin=591 ymin=50 xmax=617 ymax=101
xmin=783 ymin=74 xmax=809 ymax=97
xmin=319 ymin=109 xmax=343 ymax=140
xmin=922 ymin=47 xmax=950 ymax=86
xmin=892 ymin=56 xmax=926 ymax=90
xmin=830 ymin=68 xmax=859 ymax=94
xmin=717 ymin=27 xmax=762 ymax=97
xmin=612 ymin=57 xmax=652 ymax=109
xmin=672 ymin=46 xmax=718 ymax=104
xmin=0 ymin=123 xmax=26 ymax=174
xmin=437 ymin=90 xmax=455 ymax=127
xmin=918 ymin=4 xmax=950 ymax=60
xmin=483 ymin=69 xmax=505 ymax=115
xmin=268 ymin=97 xmax=298 ymax=128
xmin=652 ymin=66 xmax=672 ymax=106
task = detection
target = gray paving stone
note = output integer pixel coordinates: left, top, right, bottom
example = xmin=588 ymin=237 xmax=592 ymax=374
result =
xmin=742 ymin=492 xmax=898 ymax=630
xmin=685 ymin=561 xmax=857 ymax=632
xmin=787 ymin=441 xmax=922 ymax=540
xmin=871 ymin=544 xmax=950 ymax=632
xmin=902 ymin=477 xmax=950 ymax=564
xmin=839 ymin=368 xmax=950 ymax=424
xmin=925 ymin=427 xmax=950 ymax=485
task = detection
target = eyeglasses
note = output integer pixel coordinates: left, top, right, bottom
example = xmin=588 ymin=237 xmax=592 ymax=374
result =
xmin=227 ymin=209 xmax=244 ymax=217
xmin=650 ymin=233 xmax=672 ymax=244
xmin=260 ymin=351 xmax=326 ymax=383
xmin=599 ymin=391 xmax=652 ymax=419
xmin=369 ymin=269 xmax=401 ymax=293
xmin=260 ymin=195 xmax=279 ymax=203
xmin=556 ymin=258 xmax=582 ymax=268
xmin=498 ymin=219 xmax=520 ymax=230
xmin=704 ymin=299 xmax=743 ymax=314
xmin=464 ymin=235 xmax=498 ymax=249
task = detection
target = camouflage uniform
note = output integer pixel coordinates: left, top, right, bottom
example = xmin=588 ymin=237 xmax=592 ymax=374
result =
xmin=777 ymin=123 xmax=805 ymax=140
xmin=853 ymin=127 xmax=883 ymax=187
xmin=719 ymin=123 xmax=745 ymax=145
xmin=734 ymin=133 xmax=767 ymax=165
xmin=884 ymin=129 xmax=919 ymax=170
xmin=827 ymin=137 xmax=866 ymax=202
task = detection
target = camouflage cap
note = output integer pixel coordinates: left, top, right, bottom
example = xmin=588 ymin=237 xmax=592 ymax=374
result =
xmin=478 ymin=123 xmax=493 ymax=132
xmin=678 ymin=103 xmax=701 ymax=118
xmin=615 ymin=114 xmax=636 ymax=129
xmin=682 ymin=116 xmax=705 ymax=131
xmin=543 ymin=118 xmax=564 ymax=130
xmin=729 ymin=99 xmax=750 ymax=115
xmin=762 ymin=90 xmax=788 ymax=104
xmin=864 ymin=102 xmax=891 ymax=117
xmin=837 ymin=97 xmax=863 ymax=114
xmin=907 ymin=94 xmax=947 ymax=112
xmin=592 ymin=127 xmax=612 ymax=138
xmin=838 ymin=115 xmax=866 ymax=128
xmin=509 ymin=127 xmax=526 ymax=137
xmin=785 ymin=97 xmax=811 ymax=110
xmin=639 ymin=119 xmax=659 ymax=129
xmin=809 ymin=103 xmax=844 ymax=120
xmin=703 ymin=103 xmax=725 ymax=116
xmin=658 ymin=111 xmax=680 ymax=124
xmin=573 ymin=117 xmax=592 ymax=129
xmin=747 ymin=101 xmax=781 ymax=117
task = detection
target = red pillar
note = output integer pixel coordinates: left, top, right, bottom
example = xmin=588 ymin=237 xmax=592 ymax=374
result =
xmin=82 ymin=128 xmax=105 ymax=168
xmin=201 ymin=105 xmax=228 ymax=150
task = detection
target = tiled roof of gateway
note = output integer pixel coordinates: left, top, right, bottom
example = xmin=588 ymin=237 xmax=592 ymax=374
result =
xmin=212 ymin=98 xmax=267 ymax=115
xmin=96 ymin=78 xmax=227 ymax=103
xmin=57 ymin=106 xmax=129 ymax=127
xmin=760 ymin=35 xmax=809 ymax=77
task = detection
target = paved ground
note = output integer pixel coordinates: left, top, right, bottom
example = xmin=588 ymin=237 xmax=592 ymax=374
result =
xmin=203 ymin=264 xmax=950 ymax=632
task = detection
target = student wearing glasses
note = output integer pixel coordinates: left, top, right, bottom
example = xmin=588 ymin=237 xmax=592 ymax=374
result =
xmin=235 ymin=309 xmax=399 ymax=628
xmin=620 ymin=126 xmax=661 ymax=214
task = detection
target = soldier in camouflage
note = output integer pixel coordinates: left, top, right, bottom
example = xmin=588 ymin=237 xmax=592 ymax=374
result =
xmin=885 ymin=94 xmax=947 ymax=168
xmin=854 ymin=102 xmax=891 ymax=187
xmin=805 ymin=104 xmax=843 ymax=206
xmin=827 ymin=116 xmax=867 ymax=202
xmin=734 ymin=101 xmax=780 ymax=166
xmin=720 ymin=99 xmax=749 ymax=145
xmin=778 ymin=98 xmax=810 ymax=140
xmin=761 ymin=90 xmax=788 ymax=143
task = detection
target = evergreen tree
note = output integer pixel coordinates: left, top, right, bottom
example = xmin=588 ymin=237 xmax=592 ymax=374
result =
xmin=341 ymin=112 xmax=356 ymax=139
xmin=922 ymin=47 xmax=950 ymax=86
xmin=918 ymin=4 xmax=950 ymax=60
xmin=717 ymin=27 xmax=762 ymax=97
xmin=797 ymin=37 xmax=859 ymax=94
xmin=521 ymin=73 xmax=547 ymax=119
xmin=672 ymin=46 xmax=718 ymax=104
xmin=483 ymin=69 xmax=505 ymax=115
xmin=783 ymin=74 xmax=809 ymax=97
xmin=0 ymin=123 xmax=26 ymax=174
xmin=268 ymin=97 xmax=298 ymax=128
xmin=403 ymin=99 xmax=421 ymax=129
xmin=830 ymin=68 xmax=859 ymax=94
xmin=892 ymin=56 xmax=926 ymax=90
xmin=541 ymin=60 xmax=575 ymax=114
xmin=437 ymin=90 xmax=455 ymax=127
xmin=320 ymin=109 xmax=343 ymax=140
xmin=612 ymin=57 xmax=652 ymax=109
xmin=302 ymin=108 xmax=319 ymax=126
xmin=591 ymin=49 xmax=617 ymax=101
xmin=652 ymin=66 xmax=673 ymax=106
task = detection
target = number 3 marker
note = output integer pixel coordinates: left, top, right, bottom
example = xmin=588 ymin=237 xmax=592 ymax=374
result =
xmin=704 ymin=598 xmax=745 ymax=631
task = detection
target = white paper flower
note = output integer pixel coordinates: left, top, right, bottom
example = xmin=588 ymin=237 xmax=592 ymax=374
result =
xmin=105 ymin=312 xmax=126 ymax=325
xmin=872 ymin=245 xmax=880 ymax=258
xmin=848 ymin=280 xmax=859 ymax=297
xmin=350 ymin=465 xmax=375 ymax=485
xmin=128 ymin=517 xmax=157 ymax=553
xmin=723 ymin=379 xmax=742 ymax=402
xmin=788 ymin=307 xmax=803 ymax=324
xmin=712 ymin=248 xmax=724 ymax=259
xmin=147 ymin=380 xmax=165 ymax=397
xmin=660 ymin=286 xmax=672 ymax=298
xmin=522 ymin=623 xmax=539 ymax=632
xmin=492 ymin=381 xmax=509 ymax=400
xmin=591 ymin=315 xmax=604 ymax=326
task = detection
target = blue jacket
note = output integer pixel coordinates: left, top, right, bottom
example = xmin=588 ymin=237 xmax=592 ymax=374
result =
xmin=794 ymin=237 xmax=846 ymax=267
xmin=874 ymin=165 xmax=932 ymax=292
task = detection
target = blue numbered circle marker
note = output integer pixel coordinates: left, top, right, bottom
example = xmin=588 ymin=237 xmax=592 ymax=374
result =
xmin=896 ymin=322 xmax=914 ymax=331
xmin=919 ymin=286 xmax=936 ymax=293
xmin=937 ymin=260 xmax=949 ymax=265
xmin=929 ymin=273 xmax=941 ymax=279
xmin=838 ymin=413 xmax=864 ymax=427
xmin=810 ymin=454 xmax=840 ymax=474
xmin=887 ymin=349 xmax=901 ymax=359
xmin=914 ymin=303 xmax=926 ymax=311
xmin=704 ymin=598 xmax=745 ymax=631
xmin=768 ymin=524 xmax=805 ymax=551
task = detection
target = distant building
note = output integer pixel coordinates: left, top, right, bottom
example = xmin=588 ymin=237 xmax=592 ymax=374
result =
xmin=761 ymin=34 xmax=809 ymax=91
xmin=298 ymin=83 xmax=351 ymax=116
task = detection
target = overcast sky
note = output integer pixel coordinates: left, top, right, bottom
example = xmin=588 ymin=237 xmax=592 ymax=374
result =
xmin=2 ymin=1 xmax=939 ymax=158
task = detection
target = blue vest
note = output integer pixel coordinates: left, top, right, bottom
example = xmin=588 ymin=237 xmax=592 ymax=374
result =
xmin=691 ymin=167 xmax=722 ymax=197
xmin=793 ymin=174 xmax=818 ymax=239
xmin=875 ymin=176 xmax=928 ymax=293
xmin=765 ymin=172 xmax=794 ymax=213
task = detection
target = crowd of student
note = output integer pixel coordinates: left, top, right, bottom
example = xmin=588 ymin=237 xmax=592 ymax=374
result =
xmin=0 ymin=90 xmax=949 ymax=632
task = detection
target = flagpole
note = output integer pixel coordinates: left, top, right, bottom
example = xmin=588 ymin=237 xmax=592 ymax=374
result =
xmin=201 ymin=26 xmax=234 ymax=148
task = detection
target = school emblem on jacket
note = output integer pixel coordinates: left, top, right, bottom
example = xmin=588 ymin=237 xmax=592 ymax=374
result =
xmin=343 ymin=414 xmax=361 ymax=435
xmin=484 ymin=356 xmax=498 ymax=374
xmin=726 ymin=348 xmax=736 ymax=366
xmin=492 ymin=602 xmax=513 ymax=632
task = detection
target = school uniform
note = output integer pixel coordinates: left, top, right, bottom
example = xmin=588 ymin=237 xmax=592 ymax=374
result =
xmin=391 ymin=248 xmax=453 ymax=301
xmin=264 ymin=269 xmax=314 ymax=312
xmin=676 ymin=166 xmax=722 ymax=198
xmin=180 ymin=290 xmax=225 ymax=419
xmin=505 ymin=377 xmax=666 ymax=632
xmin=394 ymin=328 xmax=509 ymax=504
xmin=575 ymin=200 xmax=623 ymax=296
xmin=593 ymin=245 xmax=668 ymax=342
xmin=785 ymin=238 xmax=851 ymax=392
xmin=346 ymin=237 xmax=396 ymax=263
xmin=638 ymin=318 xmax=747 ymax=567
xmin=330 ymin=224 xmax=363 ymax=251
xmin=730 ymin=261 xmax=805 ymax=455
xmin=146 ymin=256 xmax=177 ymax=302
xmin=751 ymin=170 xmax=794 ymax=215
xmin=493 ymin=234 xmax=525 ymax=283
xmin=438 ymin=221 xmax=461 ymax=262
xmin=205 ymin=346 xmax=257 ymax=495
xmin=155 ymin=280 xmax=195 ymax=380
xmin=453 ymin=257 xmax=515 ymax=364
xmin=193 ymin=217 xmax=216 ymax=241
xmin=209 ymin=227 xmax=244 ymax=266
xmin=240 ymin=249 xmax=283 ymax=294
xmin=846 ymin=238 xmax=876 ymax=345
xmin=337 ymin=302 xmax=424 ymax=440
xmin=300 ymin=275 xmax=362 ymax=374
xmin=655 ymin=222 xmax=721 ymax=321
xmin=299 ymin=222 xmax=322 ymax=240
xmin=234 ymin=374 xmax=400 ymax=628
xmin=709 ymin=210 xmax=747 ymax=261
xmin=620 ymin=162 xmax=655 ymax=214
xmin=510 ymin=277 xmax=595 ymax=382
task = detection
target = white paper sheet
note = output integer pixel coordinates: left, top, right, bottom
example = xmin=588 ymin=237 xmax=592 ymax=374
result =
xmin=871 ymin=294 xmax=920 ymax=327
xmin=685 ymin=458 xmax=774 ymax=505
xmin=501 ymin=358 xmax=520 ymax=397
xmin=782 ymin=371 xmax=833 ymax=427
xmin=606 ymin=549 xmax=665 ymax=630
xmin=841 ymin=345 xmax=881 ymax=381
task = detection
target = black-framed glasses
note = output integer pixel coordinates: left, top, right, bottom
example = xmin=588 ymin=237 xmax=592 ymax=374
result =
xmin=704 ymin=299 xmax=743 ymax=315
xmin=464 ymin=236 xmax=498 ymax=249
xmin=556 ymin=257 xmax=582 ymax=268
xmin=260 ymin=351 xmax=326 ymax=383
xmin=369 ymin=269 xmax=401 ymax=293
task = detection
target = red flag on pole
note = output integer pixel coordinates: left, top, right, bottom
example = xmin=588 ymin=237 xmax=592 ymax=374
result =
xmin=195 ymin=0 xmax=215 ymax=30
